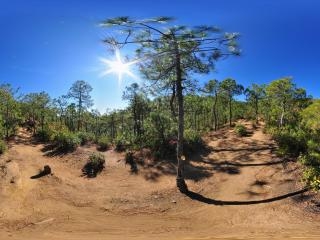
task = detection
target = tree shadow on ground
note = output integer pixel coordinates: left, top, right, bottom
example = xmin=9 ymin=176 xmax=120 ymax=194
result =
xmin=202 ymin=159 xmax=290 ymax=167
xmin=41 ymin=144 xmax=74 ymax=157
xmin=140 ymin=140 xmax=281 ymax=182
xmin=184 ymin=163 xmax=213 ymax=181
xmin=135 ymin=128 xmax=287 ymax=184
xmin=185 ymin=187 xmax=310 ymax=205
xmin=212 ymin=145 xmax=276 ymax=153
xmin=141 ymin=158 xmax=176 ymax=182
xmin=141 ymin=156 xmax=213 ymax=182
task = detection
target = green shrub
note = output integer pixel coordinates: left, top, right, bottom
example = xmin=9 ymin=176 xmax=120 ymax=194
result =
xmin=35 ymin=128 xmax=54 ymax=142
xmin=77 ymin=132 xmax=95 ymax=145
xmin=234 ymin=124 xmax=247 ymax=137
xmin=273 ymin=128 xmax=308 ymax=157
xmin=82 ymin=152 xmax=105 ymax=178
xmin=97 ymin=136 xmax=110 ymax=151
xmin=89 ymin=152 xmax=105 ymax=166
xmin=299 ymin=139 xmax=320 ymax=190
xmin=125 ymin=151 xmax=138 ymax=173
xmin=54 ymin=131 xmax=81 ymax=151
xmin=143 ymin=111 xmax=176 ymax=157
xmin=35 ymin=123 xmax=69 ymax=142
xmin=114 ymin=135 xmax=129 ymax=152
xmin=302 ymin=166 xmax=320 ymax=191
xmin=184 ymin=129 xmax=203 ymax=153
xmin=0 ymin=140 xmax=7 ymax=154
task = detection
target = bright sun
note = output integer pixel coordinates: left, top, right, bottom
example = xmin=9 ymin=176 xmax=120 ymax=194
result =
xmin=100 ymin=49 xmax=136 ymax=85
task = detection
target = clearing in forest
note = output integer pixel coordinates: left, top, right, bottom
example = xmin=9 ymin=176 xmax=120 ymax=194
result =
xmin=0 ymin=121 xmax=320 ymax=240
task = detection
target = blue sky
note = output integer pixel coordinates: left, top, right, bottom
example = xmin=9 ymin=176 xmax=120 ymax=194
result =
xmin=1 ymin=0 xmax=320 ymax=113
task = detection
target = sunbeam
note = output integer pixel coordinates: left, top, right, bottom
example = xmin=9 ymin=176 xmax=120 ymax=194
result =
xmin=100 ymin=48 xmax=137 ymax=85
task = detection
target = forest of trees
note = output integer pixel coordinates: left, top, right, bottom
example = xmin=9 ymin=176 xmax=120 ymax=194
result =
xmin=0 ymin=77 xmax=319 ymax=190
xmin=0 ymin=17 xmax=319 ymax=192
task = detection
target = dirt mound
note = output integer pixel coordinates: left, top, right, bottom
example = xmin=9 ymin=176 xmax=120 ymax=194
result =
xmin=0 ymin=123 xmax=320 ymax=240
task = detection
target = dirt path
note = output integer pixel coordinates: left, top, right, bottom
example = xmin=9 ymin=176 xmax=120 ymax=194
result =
xmin=1 ymin=124 xmax=320 ymax=239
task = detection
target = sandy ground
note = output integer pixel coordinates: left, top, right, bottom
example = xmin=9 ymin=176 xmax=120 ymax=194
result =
xmin=1 ymin=121 xmax=320 ymax=240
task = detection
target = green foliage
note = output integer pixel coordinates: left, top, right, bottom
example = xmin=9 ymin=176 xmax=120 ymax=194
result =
xmin=82 ymin=152 xmax=105 ymax=178
xmin=123 ymin=83 xmax=149 ymax=141
xmin=68 ymin=80 xmax=93 ymax=131
xmin=125 ymin=151 xmax=138 ymax=173
xmin=299 ymin=139 xmax=320 ymax=190
xmin=114 ymin=134 xmax=130 ymax=152
xmin=220 ymin=78 xmax=244 ymax=126
xmin=299 ymin=142 xmax=320 ymax=166
xmin=54 ymin=131 xmax=81 ymax=151
xmin=97 ymin=136 xmax=110 ymax=151
xmin=0 ymin=140 xmax=7 ymax=154
xmin=0 ymin=84 xmax=21 ymax=138
xmin=302 ymin=167 xmax=320 ymax=191
xmin=35 ymin=128 xmax=53 ymax=142
xmin=35 ymin=123 xmax=69 ymax=142
xmin=143 ymin=111 xmax=175 ymax=158
xmin=184 ymin=129 xmax=203 ymax=153
xmin=264 ymin=77 xmax=308 ymax=128
xmin=77 ymin=131 xmax=95 ymax=145
xmin=233 ymin=101 xmax=248 ymax=120
xmin=272 ymin=127 xmax=308 ymax=157
xmin=21 ymin=91 xmax=51 ymax=133
xmin=244 ymin=83 xmax=266 ymax=121
xmin=301 ymin=100 xmax=320 ymax=133
xmin=89 ymin=152 xmax=105 ymax=166
xmin=234 ymin=124 xmax=247 ymax=137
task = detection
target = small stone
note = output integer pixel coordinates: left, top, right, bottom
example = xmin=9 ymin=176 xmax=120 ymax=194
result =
xmin=171 ymin=200 xmax=177 ymax=204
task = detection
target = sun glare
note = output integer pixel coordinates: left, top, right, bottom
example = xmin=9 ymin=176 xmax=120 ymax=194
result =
xmin=100 ymin=49 xmax=136 ymax=85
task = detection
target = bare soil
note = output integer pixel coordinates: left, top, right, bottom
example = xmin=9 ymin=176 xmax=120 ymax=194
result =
xmin=1 ymin=121 xmax=320 ymax=240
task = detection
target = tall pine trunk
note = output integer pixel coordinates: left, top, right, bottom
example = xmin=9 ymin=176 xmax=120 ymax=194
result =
xmin=174 ymin=40 xmax=188 ymax=193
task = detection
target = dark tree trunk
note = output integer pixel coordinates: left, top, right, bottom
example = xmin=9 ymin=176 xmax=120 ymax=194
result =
xmin=170 ymin=83 xmax=176 ymax=118
xmin=174 ymin=40 xmax=188 ymax=193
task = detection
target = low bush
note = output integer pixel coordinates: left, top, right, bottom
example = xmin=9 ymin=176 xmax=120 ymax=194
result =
xmin=35 ymin=128 xmax=54 ymax=142
xmin=299 ymin=139 xmax=320 ymax=190
xmin=0 ymin=140 xmax=7 ymax=154
xmin=54 ymin=131 xmax=81 ymax=151
xmin=234 ymin=124 xmax=247 ymax=137
xmin=82 ymin=152 xmax=105 ymax=178
xmin=114 ymin=135 xmax=129 ymax=152
xmin=273 ymin=128 xmax=308 ymax=157
xmin=125 ymin=151 xmax=138 ymax=173
xmin=77 ymin=132 xmax=95 ymax=145
xmin=97 ymin=136 xmax=110 ymax=151
xmin=301 ymin=166 xmax=320 ymax=191
xmin=34 ymin=123 xmax=69 ymax=143
xmin=184 ymin=129 xmax=204 ymax=154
